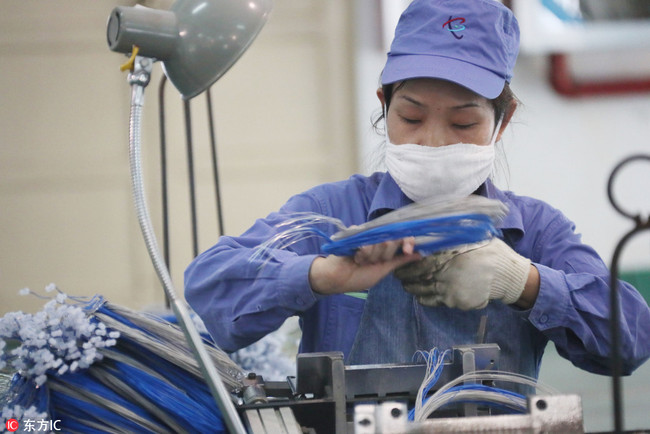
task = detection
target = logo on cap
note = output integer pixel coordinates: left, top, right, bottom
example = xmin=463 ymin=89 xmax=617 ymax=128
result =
xmin=442 ymin=16 xmax=466 ymax=39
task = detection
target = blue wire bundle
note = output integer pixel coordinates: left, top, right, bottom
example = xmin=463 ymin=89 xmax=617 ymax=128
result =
xmin=1 ymin=286 xmax=245 ymax=434
xmin=322 ymin=213 xmax=498 ymax=256
xmin=251 ymin=196 xmax=508 ymax=263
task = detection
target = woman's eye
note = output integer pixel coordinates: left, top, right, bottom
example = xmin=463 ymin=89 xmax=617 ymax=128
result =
xmin=453 ymin=123 xmax=477 ymax=129
xmin=400 ymin=116 xmax=421 ymax=124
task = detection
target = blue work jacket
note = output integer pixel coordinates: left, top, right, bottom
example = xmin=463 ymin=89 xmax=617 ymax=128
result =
xmin=184 ymin=172 xmax=650 ymax=377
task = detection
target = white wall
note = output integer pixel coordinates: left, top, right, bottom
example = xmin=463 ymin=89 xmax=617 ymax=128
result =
xmin=502 ymin=53 xmax=650 ymax=271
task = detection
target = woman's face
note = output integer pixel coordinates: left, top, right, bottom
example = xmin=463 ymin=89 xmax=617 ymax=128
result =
xmin=381 ymin=78 xmax=500 ymax=147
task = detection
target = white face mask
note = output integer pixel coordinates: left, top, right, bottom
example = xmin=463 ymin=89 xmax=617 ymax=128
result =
xmin=385 ymin=117 xmax=503 ymax=204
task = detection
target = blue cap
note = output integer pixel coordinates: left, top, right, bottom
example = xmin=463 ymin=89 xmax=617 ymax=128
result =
xmin=381 ymin=0 xmax=520 ymax=99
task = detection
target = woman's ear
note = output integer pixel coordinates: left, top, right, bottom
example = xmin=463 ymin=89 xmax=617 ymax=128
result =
xmin=376 ymin=87 xmax=386 ymax=109
xmin=496 ymin=99 xmax=518 ymax=142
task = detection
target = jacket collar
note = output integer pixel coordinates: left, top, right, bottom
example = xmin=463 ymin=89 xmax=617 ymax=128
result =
xmin=367 ymin=172 xmax=411 ymax=221
xmin=477 ymin=180 xmax=525 ymax=244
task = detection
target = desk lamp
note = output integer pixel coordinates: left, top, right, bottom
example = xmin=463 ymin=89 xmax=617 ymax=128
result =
xmin=106 ymin=1 xmax=272 ymax=432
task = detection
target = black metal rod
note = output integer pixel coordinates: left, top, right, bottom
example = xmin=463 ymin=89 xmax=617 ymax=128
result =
xmin=609 ymin=236 xmax=626 ymax=434
xmin=206 ymin=89 xmax=225 ymax=236
xmin=608 ymin=225 xmax=650 ymax=434
xmin=184 ymin=100 xmax=199 ymax=258
xmin=606 ymin=154 xmax=650 ymax=434
xmin=607 ymin=155 xmax=650 ymax=223
xmin=158 ymin=75 xmax=171 ymax=308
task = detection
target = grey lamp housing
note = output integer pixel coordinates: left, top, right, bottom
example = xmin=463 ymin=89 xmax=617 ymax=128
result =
xmin=107 ymin=0 xmax=272 ymax=99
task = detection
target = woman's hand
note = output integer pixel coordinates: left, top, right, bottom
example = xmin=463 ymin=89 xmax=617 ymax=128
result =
xmin=395 ymin=238 xmax=539 ymax=310
xmin=309 ymin=237 xmax=422 ymax=295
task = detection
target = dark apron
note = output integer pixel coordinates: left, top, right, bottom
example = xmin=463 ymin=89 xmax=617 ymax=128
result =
xmin=347 ymin=274 xmax=544 ymax=381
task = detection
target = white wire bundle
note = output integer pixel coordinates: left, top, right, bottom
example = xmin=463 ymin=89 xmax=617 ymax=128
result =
xmin=0 ymin=285 xmax=119 ymax=387
xmin=331 ymin=195 xmax=508 ymax=240
xmin=1 ymin=404 xmax=49 ymax=431
xmin=249 ymin=213 xmax=346 ymax=265
xmin=413 ymin=368 xmax=559 ymax=422
xmin=413 ymin=348 xmax=451 ymax=419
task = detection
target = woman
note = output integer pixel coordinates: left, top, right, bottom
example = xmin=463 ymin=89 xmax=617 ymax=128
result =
xmin=185 ymin=0 xmax=650 ymax=379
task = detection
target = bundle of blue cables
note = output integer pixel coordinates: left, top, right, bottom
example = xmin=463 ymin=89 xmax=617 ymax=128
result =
xmin=250 ymin=196 xmax=508 ymax=266
xmin=1 ymin=290 xmax=242 ymax=434
xmin=321 ymin=213 xmax=499 ymax=256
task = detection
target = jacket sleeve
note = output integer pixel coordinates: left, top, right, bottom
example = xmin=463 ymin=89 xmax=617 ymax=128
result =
xmin=184 ymin=192 xmax=329 ymax=353
xmin=526 ymin=212 xmax=650 ymax=375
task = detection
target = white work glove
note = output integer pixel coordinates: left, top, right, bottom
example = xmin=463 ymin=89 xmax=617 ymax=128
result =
xmin=394 ymin=238 xmax=531 ymax=310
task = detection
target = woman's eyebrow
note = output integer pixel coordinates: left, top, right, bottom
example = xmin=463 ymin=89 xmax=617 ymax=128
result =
xmin=397 ymin=95 xmax=425 ymax=107
xmin=450 ymin=102 xmax=481 ymax=110
xmin=397 ymin=95 xmax=481 ymax=111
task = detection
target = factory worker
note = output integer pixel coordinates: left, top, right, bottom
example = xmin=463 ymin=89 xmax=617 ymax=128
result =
xmin=185 ymin=0 xmax=650 ymax=379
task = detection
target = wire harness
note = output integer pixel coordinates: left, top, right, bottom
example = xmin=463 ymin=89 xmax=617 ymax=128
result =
xmin=1 ymin=286 xmax=246 ymax=433
xmin=251 ymin=195 xmax=508 ymax=263
xmin=410 ymin=348 xmax=558 ymax=422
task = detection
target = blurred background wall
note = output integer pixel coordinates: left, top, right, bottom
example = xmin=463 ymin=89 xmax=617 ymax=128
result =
xmin=0 ymin=0 xmax=356 ymax=313
xmin=1 ymin=0 xmax=649 ymax=431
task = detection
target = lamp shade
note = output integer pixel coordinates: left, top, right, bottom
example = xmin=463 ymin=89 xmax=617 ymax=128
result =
xmin=107 ymin=0 xmax=272 ymax=99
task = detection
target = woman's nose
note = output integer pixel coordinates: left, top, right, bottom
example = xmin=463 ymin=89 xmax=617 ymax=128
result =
xmin=419 ymin=127 xmax=446 ymax=148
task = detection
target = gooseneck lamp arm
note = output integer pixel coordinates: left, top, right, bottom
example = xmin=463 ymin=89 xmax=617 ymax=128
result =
xmin=126 ymin=55 xmax=247 ymax=434
xmin=108 ymin=1 xmax=272 ymax=431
